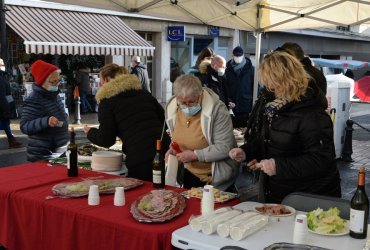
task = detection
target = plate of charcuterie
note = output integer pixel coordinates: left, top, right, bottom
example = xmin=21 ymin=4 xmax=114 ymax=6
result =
xmin=52 ymin=177 xmax=143 ymax=198
xmin=130 ymin=190 xmax=186 ymax=223
xmin=253 ymin=203 xmax=296 ymax=217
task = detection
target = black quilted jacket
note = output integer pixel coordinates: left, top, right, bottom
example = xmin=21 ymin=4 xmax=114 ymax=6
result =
xmin=242 ymin=83 xmax=341 ymax=203
xmin=20 ymin=84 xmax=68 ymax=162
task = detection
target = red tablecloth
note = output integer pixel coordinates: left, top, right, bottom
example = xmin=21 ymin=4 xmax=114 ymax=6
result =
xmin=0 ymin=162 xmax=239 ymax=250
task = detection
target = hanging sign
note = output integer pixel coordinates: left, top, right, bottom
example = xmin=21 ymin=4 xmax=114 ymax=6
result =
xmin=209 ymin=26 xmax=220 ymax=37
xmin=167 ymin=26 xmax=185 ymax=42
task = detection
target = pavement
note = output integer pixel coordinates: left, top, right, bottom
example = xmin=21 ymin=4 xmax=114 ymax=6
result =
xmin=1 ymin=102 xmax=370 ymax=201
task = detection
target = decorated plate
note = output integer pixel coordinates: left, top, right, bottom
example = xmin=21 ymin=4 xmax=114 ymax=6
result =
xmin=181 ymin=187 xmax=239 ymax=203
xmin=253 ymin=203 xmax=296 ymax=217
xmin=308 ymin=220 xmax=349 ymax=236
xmin=130 ymin=190 xmax=186 ymax=223
xmin=52 ymin=177 xmax=143 ymax=197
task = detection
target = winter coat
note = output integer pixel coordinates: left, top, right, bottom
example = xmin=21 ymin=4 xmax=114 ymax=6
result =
xmin=131 ymin=63 xmax=151 ymax=93
xmin=76 ymin=69 xmax=91 ymax=94
xmin=225 ymin=57 xmax=254 ymax=114
xmin=20 ymin=84 xmax=69 ymax=162
xmin=0 ymin=71 xmax=12 ymax=120
xmin=165 ymin=87 xmax=239 ymax=191
xmin=87 ymin=74 xmax=170 ymax=181
xmin=301 ymin=57 xmax=328 ymax=96
xmin=241 ymin=83 xmax=341 ymax=203
xmin=197 ymin=60 xmax=228 ymax=106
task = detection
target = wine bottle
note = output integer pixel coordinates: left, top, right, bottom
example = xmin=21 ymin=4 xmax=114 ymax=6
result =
xmin=67 ymin=127 xmax=78 ymax=177
xmin=350 ymin=165 xmax=369 ymax=239
xmin=152 ymin=139 xmax=165 ymax=188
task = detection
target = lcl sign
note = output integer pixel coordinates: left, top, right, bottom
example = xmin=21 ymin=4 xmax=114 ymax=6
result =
xmin=167 ymin=26 xmax=185 ymax=42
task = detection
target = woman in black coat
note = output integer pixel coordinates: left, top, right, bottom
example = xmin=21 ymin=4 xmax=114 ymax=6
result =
xmin=20 ymin=60 xmax=68 ymax=162
xmin=229 ymin=51 xmax=341 ymax=203
xmin=84 ymin=64 xmax=170 ymax=181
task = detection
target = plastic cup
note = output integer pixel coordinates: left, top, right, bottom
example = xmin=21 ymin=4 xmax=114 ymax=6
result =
xmin=292 ymin=214 xmax=308 ymax=244
xmin=114 ymin=186 xmax=125 ymax=206
xmin=88 ymin=185 xmax=100 ymax=206
xmin=201 ymin=185 xmax=214 ymax=215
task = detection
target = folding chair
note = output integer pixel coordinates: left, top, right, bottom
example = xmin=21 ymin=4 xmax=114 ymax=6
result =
xmin=281 ymin=192 xmax=350 ymax=219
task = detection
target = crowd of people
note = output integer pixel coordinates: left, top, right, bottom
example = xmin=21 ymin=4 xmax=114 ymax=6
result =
xmin=0 ymin=42 xmax=343 ymax=203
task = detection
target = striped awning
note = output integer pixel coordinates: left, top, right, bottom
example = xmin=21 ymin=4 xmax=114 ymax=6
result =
xmin=5 ymin=5 xmax=155 ymax=56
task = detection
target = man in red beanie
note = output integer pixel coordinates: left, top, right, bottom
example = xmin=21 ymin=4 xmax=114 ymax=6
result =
xmin=20 ymin=60 xmax=69 ymax=162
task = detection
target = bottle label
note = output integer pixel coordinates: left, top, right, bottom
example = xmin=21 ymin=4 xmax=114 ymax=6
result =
xmin=350 ymin=208 xmax=365 ymax=233
xmin=153 ymin=170 xmax=162 ymax=184
xmin=66 ymin=150 xmax=71 ymax=169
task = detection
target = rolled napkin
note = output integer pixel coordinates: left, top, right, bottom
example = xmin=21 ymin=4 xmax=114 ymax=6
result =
xmin=217 ymin=211 xmax=259 ymax=238
xmin=202 ymin=209 xmax=243 ymax=235
xmin=230 ymin=214 xmax=269 ymax=241
xmin=189 ymin=207 xmax=233 ymax=232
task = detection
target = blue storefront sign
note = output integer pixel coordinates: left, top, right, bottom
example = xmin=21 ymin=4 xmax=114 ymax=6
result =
xmin=167 ymin=26 xmax=185 ymax=42
xmin=209 ymin=26 xmax=219 ymax=37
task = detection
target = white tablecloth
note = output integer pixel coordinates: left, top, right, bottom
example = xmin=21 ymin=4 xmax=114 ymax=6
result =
xmin=172 ymin=201 xmax=368 ymax=250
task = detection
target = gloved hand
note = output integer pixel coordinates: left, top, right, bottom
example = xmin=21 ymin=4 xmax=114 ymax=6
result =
xmin=229 ymin=148 xmax=246 ymax=162
xmin=254 ymin=159 xmax=276 ymax=176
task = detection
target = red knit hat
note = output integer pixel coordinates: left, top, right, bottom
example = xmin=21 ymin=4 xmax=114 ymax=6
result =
xmin=31 ymin=60 xmax=59 ymax=85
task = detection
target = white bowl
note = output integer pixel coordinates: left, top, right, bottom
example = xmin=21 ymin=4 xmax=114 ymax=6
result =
xmin=91 ymin=151 xmax=123 ymax=172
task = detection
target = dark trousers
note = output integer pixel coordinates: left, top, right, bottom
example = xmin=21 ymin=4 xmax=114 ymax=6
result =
xmin=231 ymin=112 xmax=249 ymax=128
xmin=0 ymin=118 xmax=13 ymax=139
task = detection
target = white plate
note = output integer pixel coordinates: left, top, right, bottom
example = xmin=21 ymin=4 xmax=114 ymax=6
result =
xmin=253 ymin=203 xmax=296 ymax=217
xmin=308 ymin=221 xmax=349 ymax=236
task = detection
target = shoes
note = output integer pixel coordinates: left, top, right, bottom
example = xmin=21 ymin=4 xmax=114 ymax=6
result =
xmin=8 ymin=137 xmax=23 ymax=148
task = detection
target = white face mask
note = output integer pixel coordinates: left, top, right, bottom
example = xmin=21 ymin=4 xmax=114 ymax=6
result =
xmin=0 ymin=66 xmax=5 ymax=71
xmin=217 ymin=68 xmax=225 ymax=76
xmin=234 ymin=56 xmax=244 ymax=64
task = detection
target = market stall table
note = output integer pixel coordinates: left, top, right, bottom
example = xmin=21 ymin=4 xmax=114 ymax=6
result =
xmin=0 ymin=163 xmax=238 ymax=250
xmin=172 ymin=202 xmax=368 ymax=250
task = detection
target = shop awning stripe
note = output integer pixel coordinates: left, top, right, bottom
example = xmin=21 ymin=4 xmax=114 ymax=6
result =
xmin=5 ymin=5 xmax=155 ymax=56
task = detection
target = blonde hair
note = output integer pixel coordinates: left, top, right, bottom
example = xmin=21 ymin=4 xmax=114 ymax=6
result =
xmin=173 ymin=75 xmax=203 ymax=98
xmin=100 ymin=64 xmax=127 ymax=79
xmin=259 ymin=51 xmax=309 ymax=102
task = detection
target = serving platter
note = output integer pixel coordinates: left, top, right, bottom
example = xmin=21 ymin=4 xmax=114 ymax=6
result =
xmin=253 ymin=203 xmax=296 ymax=217
xmin=308 ymin=220 xmax=349 ymax=236
xmin=181 ymin=187 xmax=239 ymax=203
xmin=130 ymin=190 xmax=186 ymax=223
xmin=52 ymin=177 xmax=143 ymax=198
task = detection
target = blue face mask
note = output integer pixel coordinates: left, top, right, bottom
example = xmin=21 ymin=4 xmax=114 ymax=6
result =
xmin=181 ymin=104 xmax=202 ymax=116
xmin=47 ymin=86 xmax=59 ymax=92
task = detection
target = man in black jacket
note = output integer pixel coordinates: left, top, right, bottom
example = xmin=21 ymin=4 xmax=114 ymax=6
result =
xmin=130 ymin=56 xmax=151 ymax=93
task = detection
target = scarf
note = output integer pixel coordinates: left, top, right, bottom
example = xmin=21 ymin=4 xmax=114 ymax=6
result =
xmin=265 ymin=99 xmax=288 ymax=124
xmin=231 ymin=57 xmax=246 ymax=73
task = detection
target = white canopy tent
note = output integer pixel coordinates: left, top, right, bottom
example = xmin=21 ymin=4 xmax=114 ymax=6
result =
xmin=44 ymin=0 xmax=370 ymax=101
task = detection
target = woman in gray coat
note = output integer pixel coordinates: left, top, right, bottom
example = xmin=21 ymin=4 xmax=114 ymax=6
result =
xmin=165 ymin=75 xmax=238 ymax=191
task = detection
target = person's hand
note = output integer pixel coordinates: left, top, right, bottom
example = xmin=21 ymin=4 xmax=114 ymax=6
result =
xmin=48 ymin=116 xmax=60 ymax=127
xmin=83 ymin=125 xmax=90 ymax=134
xmin=229 ymin=148 xmax=246 ymax=162
xmin=246 ymin=159 xmax=258 ymax=169
xmin=254 ymin=159 xmax=276 ymax=176
xmin=176 ymin=150 xmax=197 ymax=163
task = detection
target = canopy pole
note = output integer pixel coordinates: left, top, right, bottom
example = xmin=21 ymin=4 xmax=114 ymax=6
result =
xmin=0 ymin=0 xmax=7 ymax=68
xmin=253 ymin=32 xmax=261 ymax=103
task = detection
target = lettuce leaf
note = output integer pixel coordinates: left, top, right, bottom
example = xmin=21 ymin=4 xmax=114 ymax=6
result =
xmin=307 ymin=207 xmax=346 ymax=234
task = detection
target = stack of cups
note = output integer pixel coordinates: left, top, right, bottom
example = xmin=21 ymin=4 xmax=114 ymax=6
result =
xmin=292 ymin=214 xmax=308 ymax=244
xmin=114 ymin=186 xmax=125 ymax=206
xmin=88 ymin=185 xmax=100 ymax=206
xmin=201 ymin=185 xmax=215 ymax=215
